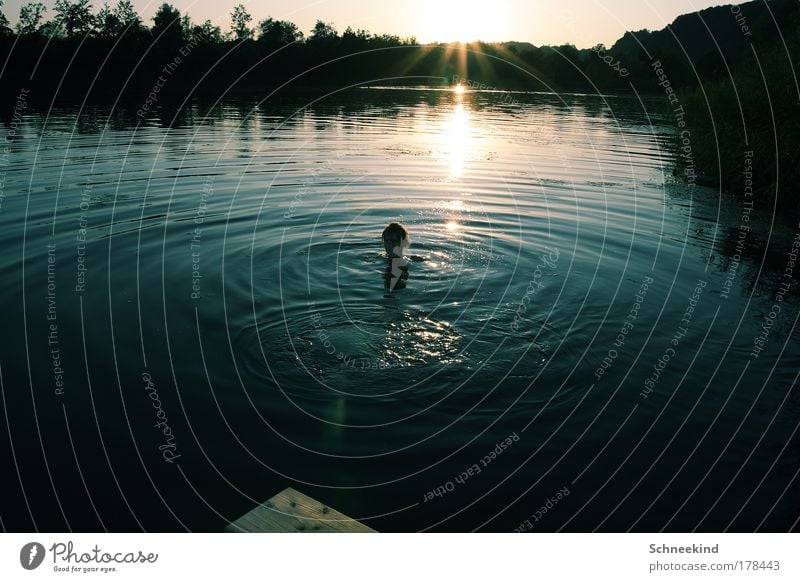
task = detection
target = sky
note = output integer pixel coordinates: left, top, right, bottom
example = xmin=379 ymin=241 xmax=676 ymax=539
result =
xmin=1 ymin=0 xmax=746 ymax=48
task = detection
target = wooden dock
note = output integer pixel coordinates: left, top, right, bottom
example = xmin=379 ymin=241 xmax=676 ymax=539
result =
xmin=225 ymin=487 xmax=376 ymax=533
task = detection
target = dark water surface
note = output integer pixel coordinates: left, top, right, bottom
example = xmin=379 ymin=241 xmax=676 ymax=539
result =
xmin=1 ymin=88 xmax=798 ymax=532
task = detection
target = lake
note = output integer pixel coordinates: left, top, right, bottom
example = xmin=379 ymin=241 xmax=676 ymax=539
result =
xmin=1 ymin=87 xmax=798 ymax=532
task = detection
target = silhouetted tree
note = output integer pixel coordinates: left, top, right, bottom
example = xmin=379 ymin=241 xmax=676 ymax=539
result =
xmin=372 ymin=33 xmax=402 ymax=47
xmin=310 ymin=20 xmax=337 ymax=42
xmin=151 ymin=3 xmax=184 ymax=45
xmin=114 ymin=0 xmax=143 ymax=34
xmin=180 ymin=13 xmax=192 ymax=36
xmin=230 ymin=4 xmax=252 ymax=40
xmin=190 ymin=19 xmax=222 ymax=44
xmin=95 ymin=2 xmax=120 ymax=37
xmin=54 ymin=0 xmax=94 ymax=37
xmin=16 ymin=2 xmax=47 ymax=35
xmin=257 ymin=17 xmax=302 ymax=46
xmin=0 ymin=1 xmax=11 ymax=36
xmin=94 ymin=1 xmax=143 ymax=38
xmin=341 ymin=26 xmax=370 ymax=49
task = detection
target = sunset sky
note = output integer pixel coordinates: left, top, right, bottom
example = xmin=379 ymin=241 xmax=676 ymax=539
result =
xmin=3 ymin=0 xmax=746 ymax=47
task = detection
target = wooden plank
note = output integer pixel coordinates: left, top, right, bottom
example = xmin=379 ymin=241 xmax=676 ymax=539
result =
xmin=225 ymin=487 xmax=376 ymax=533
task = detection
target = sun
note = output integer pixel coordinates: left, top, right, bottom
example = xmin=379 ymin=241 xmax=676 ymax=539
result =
xmin=419 ymin=0 xmax=507 ymax=42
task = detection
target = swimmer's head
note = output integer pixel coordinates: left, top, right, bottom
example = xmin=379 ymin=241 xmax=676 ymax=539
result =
xmin=382 ymin=222 xmax=409 ymax=258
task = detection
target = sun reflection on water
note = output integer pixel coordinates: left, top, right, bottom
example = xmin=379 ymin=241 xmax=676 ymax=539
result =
xmin=381 ymin=316 xmax=464 ymax=366
xmin=442 ymin=103 xmax=471 ymax=179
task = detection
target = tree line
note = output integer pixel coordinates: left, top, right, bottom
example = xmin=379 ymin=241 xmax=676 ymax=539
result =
xmin=0 ymin=1 xmax=425 ymax=101
xmin=1 ymin=0 xmax=796 ymax=98
xmin=1 ymin=0 xmax=798 ymax=210
xmin=0 ymin=1 xmax=413 ymax=45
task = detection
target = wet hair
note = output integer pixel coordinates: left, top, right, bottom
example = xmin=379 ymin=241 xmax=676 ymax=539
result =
xmin=382 ymin=222 xmax=409 ymax=258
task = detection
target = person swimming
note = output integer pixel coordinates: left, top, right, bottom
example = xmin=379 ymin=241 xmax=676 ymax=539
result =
xmin=382 ymin=222 xmax=409 ymax=258
xmin=382 ymin=222 xmax=410 ymax=291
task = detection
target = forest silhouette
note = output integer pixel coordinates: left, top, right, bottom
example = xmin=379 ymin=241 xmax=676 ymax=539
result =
xmin=1 ymin=0 xmax=798 ymax=210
